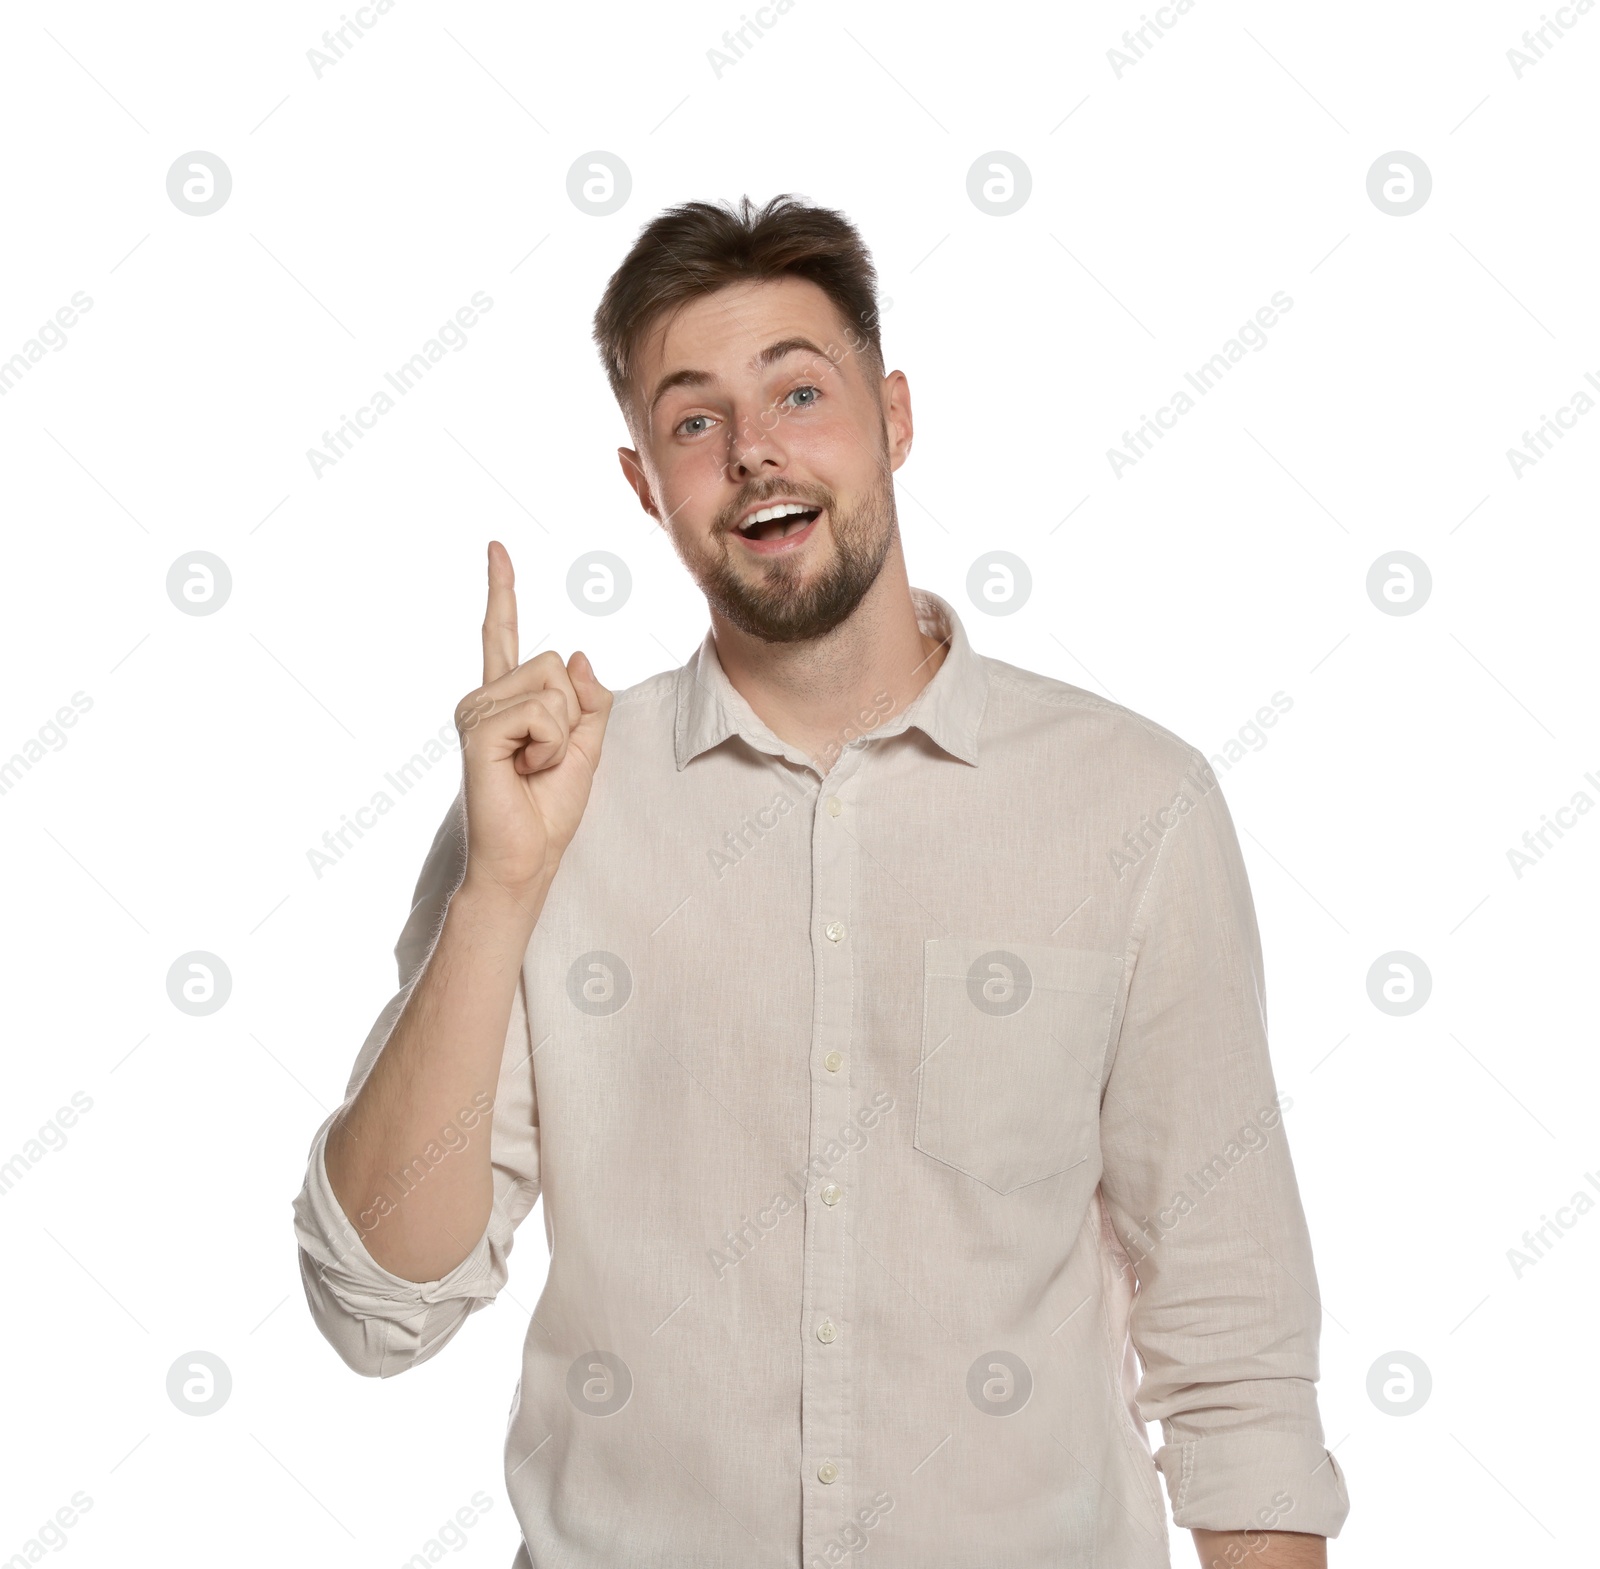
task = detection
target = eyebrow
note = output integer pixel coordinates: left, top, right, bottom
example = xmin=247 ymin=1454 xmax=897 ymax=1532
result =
xmin=647 ymin=336 xmax=832 ymax=419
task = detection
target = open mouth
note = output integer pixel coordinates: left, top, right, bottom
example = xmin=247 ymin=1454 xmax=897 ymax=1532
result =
xmin=733 ymin=503 xmax=823 ymax=546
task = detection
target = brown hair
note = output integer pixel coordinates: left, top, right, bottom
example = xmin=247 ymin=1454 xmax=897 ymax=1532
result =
xmin=592 ymin=193 xmax=885 ymax=433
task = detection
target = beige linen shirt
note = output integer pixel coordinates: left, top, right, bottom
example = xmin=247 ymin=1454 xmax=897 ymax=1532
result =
xmin=292 ymin=588 xmax=1350 ymax=1568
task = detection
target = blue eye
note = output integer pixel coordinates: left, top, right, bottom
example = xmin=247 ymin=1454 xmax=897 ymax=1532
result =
xmin=674 ymin=385 xmax=820 ymax=437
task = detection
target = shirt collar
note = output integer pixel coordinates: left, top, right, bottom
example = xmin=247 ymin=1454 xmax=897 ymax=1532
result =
xmin=673 ymin=587 xmax=987 ymax=772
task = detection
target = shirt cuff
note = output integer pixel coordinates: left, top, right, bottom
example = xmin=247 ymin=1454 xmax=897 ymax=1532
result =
xmin=291 ymin=1124 xmax=496 ymax=1375
xmin=1155 ymin=1431 xmax=1350 ymax=1537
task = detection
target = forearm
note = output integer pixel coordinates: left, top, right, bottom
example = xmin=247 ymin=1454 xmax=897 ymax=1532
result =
xmin=1192 ymin=1529 xmax=1326 ymax=1568
xmin=324 ymin=874 xmax=546 ymax=1281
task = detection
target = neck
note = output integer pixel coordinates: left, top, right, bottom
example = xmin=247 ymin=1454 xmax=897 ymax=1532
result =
xmin=709 ymin=541 xmax=948 ymax=774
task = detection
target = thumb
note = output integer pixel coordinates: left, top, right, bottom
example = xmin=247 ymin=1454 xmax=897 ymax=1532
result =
xmin=568 ymin=651 xmax=611 ymax=718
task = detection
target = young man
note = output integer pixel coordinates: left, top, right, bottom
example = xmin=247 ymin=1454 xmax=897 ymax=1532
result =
xmin=292 ymin=195 xmax=1349 ymax=1568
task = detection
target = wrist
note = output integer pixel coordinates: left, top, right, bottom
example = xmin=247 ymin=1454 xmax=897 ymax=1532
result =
xmin=451 ymin=867 xmax=551 ymax=940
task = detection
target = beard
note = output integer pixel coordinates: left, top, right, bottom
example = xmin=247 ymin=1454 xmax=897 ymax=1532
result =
xmin=678 ymin=463 xmax=897 ymax=646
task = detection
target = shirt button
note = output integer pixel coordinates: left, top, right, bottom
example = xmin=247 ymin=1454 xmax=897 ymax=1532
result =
xmin=825 ymin=920 xmax=846 ymax=943
xmin=823 ymin=1051 xmax=843 ymax=1072
xmin=817 ymin=1319 xmax=838 ymax=1343
xmin=825 ymin=796 xmax=843 ymax=817
xmin=821 ymin=1183 xmax=841 ymax=1205
xmin=818 ymin=1461 xmax=839 ymax=1484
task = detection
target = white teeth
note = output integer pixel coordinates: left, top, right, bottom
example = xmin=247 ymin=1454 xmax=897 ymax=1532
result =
xmin=743 ymin=502 xmax=813 ymax=527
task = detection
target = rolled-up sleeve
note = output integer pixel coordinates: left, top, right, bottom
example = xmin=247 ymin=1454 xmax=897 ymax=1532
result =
xmin=291 ymin=792 xmax=543 ymax=1379
xmin=1097 ymin=752 xmax=1350 ymax=1537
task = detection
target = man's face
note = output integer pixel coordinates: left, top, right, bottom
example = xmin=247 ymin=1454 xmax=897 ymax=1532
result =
xmin=617 ymin=276 xmax=912 ymax=644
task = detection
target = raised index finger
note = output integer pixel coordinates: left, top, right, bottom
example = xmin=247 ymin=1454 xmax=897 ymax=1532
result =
xmin=482 ymin=540 xmax=519 ymax=685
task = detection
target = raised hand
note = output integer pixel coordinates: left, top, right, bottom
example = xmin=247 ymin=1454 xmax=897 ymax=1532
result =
xmin=454 ymin=540 xmax=613 ymax=908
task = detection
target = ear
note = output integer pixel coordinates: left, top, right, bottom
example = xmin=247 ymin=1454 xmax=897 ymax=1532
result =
xmin=879 ymin=369 xmax=913 ymax=474
xmin=617 ymin=447 xmax=661 ymax=523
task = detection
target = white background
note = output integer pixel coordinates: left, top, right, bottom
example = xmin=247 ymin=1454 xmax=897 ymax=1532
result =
xmin=1 ymin=0 xmax=1594 ymax=1563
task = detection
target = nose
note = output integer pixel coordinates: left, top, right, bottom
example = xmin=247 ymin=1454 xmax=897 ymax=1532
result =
xmin=725 ymin=408 xmax=789 ymax=480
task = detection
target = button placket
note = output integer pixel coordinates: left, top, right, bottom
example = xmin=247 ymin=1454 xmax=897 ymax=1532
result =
xmin=800 ymin=747 xmax=865 ymax=1555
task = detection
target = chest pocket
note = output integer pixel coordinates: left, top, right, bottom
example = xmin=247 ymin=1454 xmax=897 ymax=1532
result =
xmin=914 ymin=939 xmax=1123 ymax=1195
